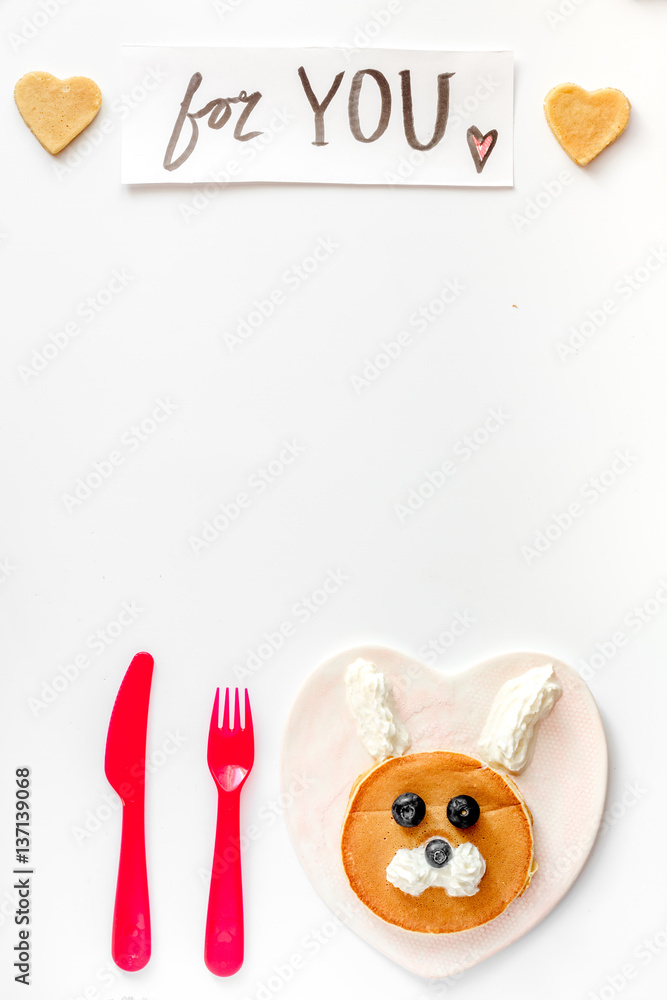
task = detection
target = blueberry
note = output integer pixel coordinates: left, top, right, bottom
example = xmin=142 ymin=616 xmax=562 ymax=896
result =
xmin=391 ymin=792 xmax=426 ymax=828
xmin=447 ymin=795 xmax=480 ymax=829
xmin=425 ymin=838 xmax=452 ymax=869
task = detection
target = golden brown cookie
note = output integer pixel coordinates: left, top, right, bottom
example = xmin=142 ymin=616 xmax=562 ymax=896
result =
xmin=544 ymin=83 xmax=630 ymax=166
xmin=15 ymin=71 xmax=102 ymax=155
xmin=341 ymin=751 xmax=535 ymax=934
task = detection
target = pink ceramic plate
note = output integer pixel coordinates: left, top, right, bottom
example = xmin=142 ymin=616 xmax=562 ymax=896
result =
xmin=281 ymin=646 xmax=607 ymax=978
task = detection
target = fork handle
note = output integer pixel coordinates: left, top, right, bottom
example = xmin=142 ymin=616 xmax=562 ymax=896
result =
xmin=205 ymin=789 xmax=245 ymax=976
xmin=112 ymin=797 xmax=151 ymax=971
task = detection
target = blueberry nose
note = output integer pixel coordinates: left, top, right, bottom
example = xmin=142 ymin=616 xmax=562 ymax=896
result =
xmin=425 ymin=838 xmax=452 ymax=869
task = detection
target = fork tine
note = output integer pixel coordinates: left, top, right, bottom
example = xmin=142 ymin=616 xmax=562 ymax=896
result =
xmin=233 ymin=688 xmax=241 ymax=733
xmin=208 ymin=689 xmax=220 ymax=760
xmin=221 ymin=687 xmax=230 ymax=731
xmin=244 ymin=689 xmax=253 ymax=740
xmin=209 ymin=688 xmax=220 ymax=732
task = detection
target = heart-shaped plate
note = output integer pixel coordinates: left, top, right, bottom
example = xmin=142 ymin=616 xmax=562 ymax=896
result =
xmin=281 ymin=646 xmax=607 ymax=978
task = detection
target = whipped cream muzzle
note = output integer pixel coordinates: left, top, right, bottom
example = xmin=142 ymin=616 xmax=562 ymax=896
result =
xmin=386 ymin=840 xmax=486 ymax=898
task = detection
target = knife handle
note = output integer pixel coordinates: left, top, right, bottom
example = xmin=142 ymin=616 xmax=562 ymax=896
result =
xmin=112 ymin=797 xmax=151 ymax=971
xmin=205 ymin=790 xmax=244 ymax=976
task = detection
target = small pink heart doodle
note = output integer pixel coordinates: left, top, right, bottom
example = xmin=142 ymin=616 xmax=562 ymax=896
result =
xmin=467 ymin=126 xmax=498 ymax=173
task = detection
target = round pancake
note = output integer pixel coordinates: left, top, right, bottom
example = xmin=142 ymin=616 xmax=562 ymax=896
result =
xmin=341 ymin=751 xmax=535 ymax=933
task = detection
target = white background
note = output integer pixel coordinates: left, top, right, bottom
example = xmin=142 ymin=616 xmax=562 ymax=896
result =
xmin=1 ymin=2 xmax=666 ymax=1000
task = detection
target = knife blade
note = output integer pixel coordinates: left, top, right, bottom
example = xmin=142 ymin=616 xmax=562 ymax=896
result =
xmin=104 ymin=651 xmax=154 ymax=971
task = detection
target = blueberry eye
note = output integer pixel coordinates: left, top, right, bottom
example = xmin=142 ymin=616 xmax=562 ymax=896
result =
xmin=391 ymin=793 xmax=426 ymax=828
xmin=447 ymin=795 xmax=480 ymax=829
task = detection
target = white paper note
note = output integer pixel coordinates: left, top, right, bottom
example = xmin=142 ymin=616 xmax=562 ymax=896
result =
xmin=121 ymin=46 xmax=513 ymax=187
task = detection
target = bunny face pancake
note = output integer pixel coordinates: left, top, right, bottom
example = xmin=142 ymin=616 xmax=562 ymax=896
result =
xmin=341 ymin=658 xmax=560 ymax=934
xmin=342 ymin=751 xmax=535 ymax=933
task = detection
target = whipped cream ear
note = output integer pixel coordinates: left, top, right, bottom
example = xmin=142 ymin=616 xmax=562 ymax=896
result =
xmin=386 ymin=842 xmax=486 ymax=898
xmin=478 ymin=663 xmax=562 ymax=774
xmin=345 ymin=658 xmax=410 ymax=761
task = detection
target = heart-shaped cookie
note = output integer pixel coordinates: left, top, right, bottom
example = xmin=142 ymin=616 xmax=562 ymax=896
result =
xmin=15 ymin=71 xmax=102 ymax=155
xmin=544 ymin=83 xmax=630 ymax=166
xmin=282 ymin=646 xmax=607 ymax=977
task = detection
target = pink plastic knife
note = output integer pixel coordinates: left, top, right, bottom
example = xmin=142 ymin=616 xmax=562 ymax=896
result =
xmin=104 ymin=651 xmax=154 ymax=971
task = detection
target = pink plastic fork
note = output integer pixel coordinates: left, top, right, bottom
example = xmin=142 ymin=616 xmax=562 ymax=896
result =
xmin=205 ymin=688 xmax=254 ymax=977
